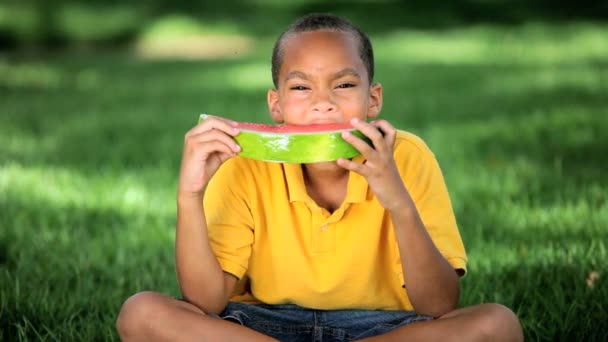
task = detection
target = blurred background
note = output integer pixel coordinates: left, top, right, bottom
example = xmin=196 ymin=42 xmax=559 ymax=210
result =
xmin=1 ymin=0 xmax=607 ymax=340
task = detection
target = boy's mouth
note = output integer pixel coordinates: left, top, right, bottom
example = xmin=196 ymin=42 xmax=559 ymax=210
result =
xmin=308 ymin=119 xmax=344 ymax=125
xmin=309 ymin=121 xmax=337 ymax=125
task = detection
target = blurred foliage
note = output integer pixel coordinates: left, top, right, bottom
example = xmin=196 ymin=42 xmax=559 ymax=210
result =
xmin=0 ymin=0 xmax=607 ymax=50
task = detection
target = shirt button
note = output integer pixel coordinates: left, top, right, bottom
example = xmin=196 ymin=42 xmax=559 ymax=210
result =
xmin=321 ymin=224 xmax=328 ymax=231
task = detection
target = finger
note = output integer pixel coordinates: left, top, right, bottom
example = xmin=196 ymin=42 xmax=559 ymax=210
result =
xmin=187 ymin=115 xmax=240 ymax=138
xmin=188 ymin=129 xmax=241 ymax=153
xmin=188 ymin=152 xmax=235 ymax=191
xmin=350 ymin=118 xmax=387 ymax=154
xmin=217 ymin=151 xmax=237 ymax=164
xmin=342 ymin=130 xmax=377 ymax=159
xmin=370 ymin=120 xmax=397 ymax=150
xmin=195 ymin=140 xmax=238 ymax=159
xmin=336 ymin=158 xmax=368 ymax=176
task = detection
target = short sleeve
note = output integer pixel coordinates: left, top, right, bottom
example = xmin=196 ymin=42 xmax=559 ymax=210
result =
xmin=393 ymin=134 xmax=468 ymax=284
xmin=203 ymin=157 xmax=255 ymax=280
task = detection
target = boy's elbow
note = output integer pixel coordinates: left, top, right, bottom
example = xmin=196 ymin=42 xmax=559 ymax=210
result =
xmin=180 ymin=272 xmax=237 ymax=315
xmin=412 ymin=282 xmax=460 ymax=317
xmin=179 ymin=281 xmax=230 ymax=315
xmin=180 ymin=290 xmax=228 ymax=315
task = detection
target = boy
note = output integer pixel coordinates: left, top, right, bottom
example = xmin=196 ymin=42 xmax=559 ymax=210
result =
xmin=117 ymin=13 xmax=523 ymax=341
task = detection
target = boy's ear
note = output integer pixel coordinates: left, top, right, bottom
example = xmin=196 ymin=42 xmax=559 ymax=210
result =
xmin=267 ymin=89 xmax=284 ymax=123
xmin=367 ymin=83 xmax=383 ymax=119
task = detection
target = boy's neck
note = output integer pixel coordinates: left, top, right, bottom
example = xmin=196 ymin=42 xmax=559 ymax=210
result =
xmin=301 ymin=162 xmax=349 ymax=212
xmin=301 ymin=162 xmax=348 ymax=183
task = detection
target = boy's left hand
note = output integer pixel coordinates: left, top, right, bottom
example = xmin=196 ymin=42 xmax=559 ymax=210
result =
xmin=337 ymin=118 xmax=408 ymax=212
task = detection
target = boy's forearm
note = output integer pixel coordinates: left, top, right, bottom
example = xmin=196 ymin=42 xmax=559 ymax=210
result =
xmin=175 ymin=195 xmax=229 ymax=314
xmin=390 ymin=191 xmax=460 ymax=317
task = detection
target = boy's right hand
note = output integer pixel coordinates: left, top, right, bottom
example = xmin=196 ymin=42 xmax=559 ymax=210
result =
xmin=177 ymin=115 xmax=240 ymax=198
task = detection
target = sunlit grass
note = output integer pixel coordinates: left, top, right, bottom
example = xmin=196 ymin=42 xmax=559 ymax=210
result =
xmin=374 ymin=23 xmax=608 ymax=64
xmin=0 ymin=163 xmax=175 ymax=217
xmin=140 ymin=14 xmax=244 ymax=38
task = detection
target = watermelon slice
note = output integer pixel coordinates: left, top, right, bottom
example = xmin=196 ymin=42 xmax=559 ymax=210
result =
xmin=198 ymin=114 xmax=371 ymax=163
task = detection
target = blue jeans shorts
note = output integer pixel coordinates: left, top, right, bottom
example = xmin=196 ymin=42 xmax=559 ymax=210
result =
xmin=213 ymin=302 xmax=433 ymax=341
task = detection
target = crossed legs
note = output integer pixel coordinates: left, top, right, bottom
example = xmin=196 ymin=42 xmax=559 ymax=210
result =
xmin=116 ymin=292 xmax=523 ymax=341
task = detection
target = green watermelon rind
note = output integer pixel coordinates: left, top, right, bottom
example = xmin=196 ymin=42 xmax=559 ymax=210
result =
xmin=198 ymin=114 xmax=370 ymax=163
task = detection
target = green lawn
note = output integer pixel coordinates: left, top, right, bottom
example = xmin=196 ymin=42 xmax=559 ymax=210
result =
xmin=1 ymin=21 xmax=607 ymax=341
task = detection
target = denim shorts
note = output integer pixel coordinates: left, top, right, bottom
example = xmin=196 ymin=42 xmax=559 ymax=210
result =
xmin=213 ymin=302 xmax=433 ymax=341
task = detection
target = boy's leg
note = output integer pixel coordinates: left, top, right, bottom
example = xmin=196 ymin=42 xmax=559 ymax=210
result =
xmin=358 ymin=303 xmax=523 ymax=342
xmin=116 ymin=291 xmax=277 ymax=342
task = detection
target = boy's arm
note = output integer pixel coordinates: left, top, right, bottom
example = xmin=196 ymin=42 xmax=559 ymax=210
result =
xmin=175 ymin=194 xmax=238 ymax=315
xmin=339 ymin=118 xmax=461 ymax=317
xmin=175 ymin=115 xmax=241 ymax=315
xmin=389 ymin=196 xmax=460 ymax=317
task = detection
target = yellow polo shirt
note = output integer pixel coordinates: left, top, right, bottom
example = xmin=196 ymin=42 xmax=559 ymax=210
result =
xmin=203 ymin=130 xmax=467 ymax=311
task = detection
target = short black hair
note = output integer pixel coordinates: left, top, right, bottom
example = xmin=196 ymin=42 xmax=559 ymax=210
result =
xmin=271 ymin=13 xmax=374 ymax=88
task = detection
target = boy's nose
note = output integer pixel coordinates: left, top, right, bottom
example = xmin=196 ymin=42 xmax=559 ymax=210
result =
xmin=311 ymin=92 xmax=336 ymax=113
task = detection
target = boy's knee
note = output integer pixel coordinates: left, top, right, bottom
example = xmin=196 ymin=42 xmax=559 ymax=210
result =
xmin=116 ymin=291 xmax=165 ymax=338
xmin=477 ymin=303 xmax=523 ymax=342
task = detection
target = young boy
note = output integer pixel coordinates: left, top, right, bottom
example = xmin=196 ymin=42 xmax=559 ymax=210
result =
xmin=117 ymin=13 xmax=523 ymax=341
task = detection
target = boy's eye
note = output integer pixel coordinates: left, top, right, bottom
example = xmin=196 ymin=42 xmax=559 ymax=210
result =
xmin=336 ymin=83 xmax=355 ymax=89
xmin=290 ymin=86 xmax=309 ymax=91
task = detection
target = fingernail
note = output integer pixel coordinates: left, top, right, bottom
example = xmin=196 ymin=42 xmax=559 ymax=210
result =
xmin=342 ymin=131 xmax=351 ymax=138
xmin=351 ymin=118 xmax=359 ymax=124
xmin=235 ymin=144 xmax=241 ymax=151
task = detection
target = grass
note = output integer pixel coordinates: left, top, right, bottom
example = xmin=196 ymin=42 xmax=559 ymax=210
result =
xmin=1 ymin=21 xmax=608 ymax=341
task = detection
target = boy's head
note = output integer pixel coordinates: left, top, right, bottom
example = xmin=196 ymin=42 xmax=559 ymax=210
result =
xmin=271 ymin=13 xmax=374 ymax=88
xmin=267 ymin=13 xmax=382 ymax=125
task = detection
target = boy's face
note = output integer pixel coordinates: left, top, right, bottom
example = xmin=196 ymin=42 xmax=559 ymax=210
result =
xmin=268 ymin=31 xmax=382 ymax=125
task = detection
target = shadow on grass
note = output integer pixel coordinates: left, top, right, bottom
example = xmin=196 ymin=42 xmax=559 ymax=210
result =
xmin=2 ymin=0 xmax=608 ymax=50
xmin=295 ymin=0 xmax=608 ymax=31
